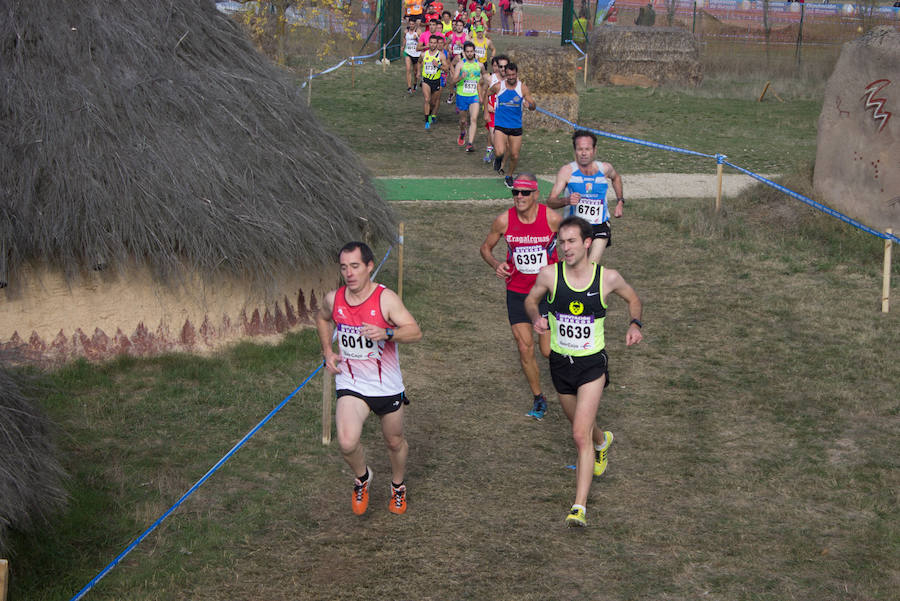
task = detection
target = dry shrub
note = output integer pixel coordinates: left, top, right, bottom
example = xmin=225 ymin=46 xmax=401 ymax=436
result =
xmin=588 ymin=25 xmax=703 ymax=87
xmin=0 ymin=354 xmax=67 ymax=555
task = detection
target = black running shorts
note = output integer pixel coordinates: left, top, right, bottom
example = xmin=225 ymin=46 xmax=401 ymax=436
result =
xmin=591 ymin=220 xmax=612 ymax=246
xmin=336 ymin=389 xmax=409 ymax=416
xmin=506 ymin=289 xmax=549 ymax=326
xmin=548 ymin=349 xmax=610 ymax=396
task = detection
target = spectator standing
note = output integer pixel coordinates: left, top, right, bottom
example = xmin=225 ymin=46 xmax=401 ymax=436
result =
xmin=511 ymin=0 xmax=524 ymax=36
xmin=499 ymin=0 xmax=512 ymax=34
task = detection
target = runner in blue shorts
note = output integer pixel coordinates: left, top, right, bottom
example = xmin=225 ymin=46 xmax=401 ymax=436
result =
xmin=452 ymin=41 xmax=486 ymax=152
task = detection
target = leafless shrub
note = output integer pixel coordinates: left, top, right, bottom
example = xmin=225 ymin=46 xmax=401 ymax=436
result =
xmin=0 ymin=353 xmax=68 ymax=554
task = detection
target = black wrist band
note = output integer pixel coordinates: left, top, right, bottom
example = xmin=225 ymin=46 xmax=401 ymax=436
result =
xmin=630 ymin=318 xmax=642 ymax=328
xmin=617 ymin=198 xmax=625 ymax=205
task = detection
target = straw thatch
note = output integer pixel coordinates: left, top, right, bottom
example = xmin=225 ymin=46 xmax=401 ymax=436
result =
xmin=506 ymin=47 xmax=577 ymax=94
xmin=588 ymin=26 xmax=702 ymax=87
xmin=504 ymin=47 xmax=578 ymax=130
xmin=0 ymin=353 xmax=67 ymax=554
xmin=524 ymin=93 xmax=579 ymax=131
xmin=0 ymin=0 xmax=396 ymax=291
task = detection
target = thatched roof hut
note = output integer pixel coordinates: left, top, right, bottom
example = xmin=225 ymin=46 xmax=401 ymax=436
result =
xmin=588 ymin=26 xmax=702 ymax=87
xmin=1 ymin=0 xmax=396 ymax=362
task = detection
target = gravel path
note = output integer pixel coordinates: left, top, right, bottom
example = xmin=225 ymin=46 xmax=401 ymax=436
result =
xmin=537 ymin=172 xmax=774 ymax=199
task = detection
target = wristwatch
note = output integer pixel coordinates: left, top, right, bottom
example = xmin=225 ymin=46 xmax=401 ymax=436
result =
xmin=629 ymin=319 xmax=642 ymax=329
xmin=385 ymin=328 xmax=394 ymax=341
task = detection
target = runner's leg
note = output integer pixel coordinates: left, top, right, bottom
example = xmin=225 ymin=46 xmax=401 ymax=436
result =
xmin=335 ymin=395 xmax=371 ymax=477
xmin=380 ymin=405 xmax=408 ymax=485
xmin=511 ymin=322 xmax=542 ymax=396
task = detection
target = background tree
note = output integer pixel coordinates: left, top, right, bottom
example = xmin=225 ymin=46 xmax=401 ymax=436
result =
xmin=237 ymin=0 xmax=359 ymax=65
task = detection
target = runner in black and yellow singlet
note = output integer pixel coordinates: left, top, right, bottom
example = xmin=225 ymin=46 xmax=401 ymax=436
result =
xmin=421 ymin=33 xmax=448 ymax=129
xmin=525 ymin=216 xmax=644 ymax=529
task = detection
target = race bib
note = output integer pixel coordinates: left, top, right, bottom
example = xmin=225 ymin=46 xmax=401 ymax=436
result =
xmin=475 ymin=46 xmax=486 ymax=59
xmin=575 ymin=198 xmax=605 ymax=224
xmin=424 ymin=61 xmax=438 ymax=76
xmin=512 ymin=245 xmax=547 ymax=274
xmin=406 ymin=38 xmax=418 ymax=53
xmin=463 ymin=79 xmax=478 ymax=94
xmin=337 ymin=324 xmax=382 ymax=361
xmin=452 ymin=43 xmax=463 ymax=55
xmin=555 ymin=313 xmax=595 ymax=352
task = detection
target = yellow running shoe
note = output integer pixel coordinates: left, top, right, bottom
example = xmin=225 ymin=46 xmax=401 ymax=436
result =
xmin=565 ymin=505 xmax=586 ymax=527
xmin=593 ymin=431 xmax=614 ymax=477
xmin=351 ymin=469 xmax=372 ymax=515
xmin=389 ymin=483 xmax=407 ymax=515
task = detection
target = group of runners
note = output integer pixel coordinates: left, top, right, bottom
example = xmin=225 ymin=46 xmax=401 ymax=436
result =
xmin=402 ymin=8 xmax=537 ymax=188
xmin=317 ymin=125 xmax=643 ymax=528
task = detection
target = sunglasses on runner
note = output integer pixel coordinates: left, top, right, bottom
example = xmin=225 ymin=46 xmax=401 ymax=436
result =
xmin=498 ymin=63 xmax=508 ymax=69
xmin=511 ymin=189 xmax=533 ymax=197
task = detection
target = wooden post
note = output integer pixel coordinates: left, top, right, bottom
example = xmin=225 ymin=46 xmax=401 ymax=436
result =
xmin=397 ymin=222 xmax=405 ymax=301
xmin=321 ymin=369 xmax=332 ymax=445
xmin=0 ymin=559 xmax=8 ymax=601
xmin=758 ymin=81 xmax=771 ymax=102
xmin=307 ymin=68 xmax=313 ymax=107
xmin=715 ymin=162 xmax=724 ymax=213
xmin=583 ymin=56 xmax=588 ymax=86
xmin=382 ymin=45 xmax=387 ymax=72
xmin=883 ymin=228 xmax=893 ymax=313
xmin=351 ymin=58 xmax=356 ymax=88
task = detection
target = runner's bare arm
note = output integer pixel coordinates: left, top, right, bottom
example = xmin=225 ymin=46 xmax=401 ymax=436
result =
xmin=602 ymin=268 xmax=643 ymax=346
xmin=363 ymin=289 xmax=422 ymax=343
xmin=315 ymin=290 xmax=342 ymax=374
xmin=525 ymin=266 xmax=554 ymax=334
xmin=546 ymin=163 xmax=575 ymax=209
xmin=605 ymin=163 xmax=625 ymax=218
xmin=479 ymin=212 xmax=512 ymax=279
xmin=522 ymin=83 xmax=536 ymax=111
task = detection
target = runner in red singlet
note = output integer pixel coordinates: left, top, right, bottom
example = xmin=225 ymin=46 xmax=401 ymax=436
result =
xmin=316 ymin=242 xmax=423 ymax=516
xmin=479 ymin=173 xmax=562 ymax=419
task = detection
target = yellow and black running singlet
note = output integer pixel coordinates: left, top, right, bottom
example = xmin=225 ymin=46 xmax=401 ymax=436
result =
xmin=547 ymin=263 xmax=607 ymax=357
xmin=422 ymin=50 xmax=442 ymax=80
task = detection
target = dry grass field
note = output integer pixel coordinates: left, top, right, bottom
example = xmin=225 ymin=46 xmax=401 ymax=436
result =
xmin=8 ymin=11 xmax=899 ymax=601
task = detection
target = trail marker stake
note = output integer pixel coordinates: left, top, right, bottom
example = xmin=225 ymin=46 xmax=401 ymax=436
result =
xmin=715 ymin=163 xmax=724 ymax=213
xmin=883 ymin=228 xmax=893 ymax=313
xmin=322 ymin=370 xmax=332 ymax=445
xmin=1 ymin=559 xmax=8 ymax=601
xmin=307 ymin=68 xmax=313 ymax=106
xmin=398 ymin=222 xmax=405 ymax=300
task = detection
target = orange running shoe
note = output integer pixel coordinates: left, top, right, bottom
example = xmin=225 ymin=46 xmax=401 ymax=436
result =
xmin=351 ymin=469 xmax=372 ymax=515
xmin=389 ymin=483 xmax=407 ymax=515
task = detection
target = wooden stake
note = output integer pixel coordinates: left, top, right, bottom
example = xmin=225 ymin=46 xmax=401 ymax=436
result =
xmin=583 ymin=57 xmax=589 ymax=86
xmin=758 ymin=80 xmax=771 ymax=102
xmin=382 ymin=46 xmax=387 ymax=73
xmin=351 ymin=58 xmax=356 ymax=88
xmin=307 ymin=68 xmax=312 ymax=107
xmin=397 ymin=222 xmax=405 ymax=301
xmin=321 ymin=369 xmax=332 ymax=445
xmin=715 ymin=163 xmax=724 ymax=213
xmin=0 ymin=559 xmax=8 ymax=601
xmin=883 ymin=228 xmax=893 ymax=313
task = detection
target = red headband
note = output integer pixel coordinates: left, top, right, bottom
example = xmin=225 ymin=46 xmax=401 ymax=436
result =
xmin=512 ymin=179 xmax=538 ymax=190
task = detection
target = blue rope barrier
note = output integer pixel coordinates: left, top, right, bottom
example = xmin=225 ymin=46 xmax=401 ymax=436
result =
xmin=534 ymin=107 xmax=897 ymax=244
xmin=723 ymin=161 xmax=900 ymax=243
xmin=535 ymin=107 xmax=717 ymax=159
xmin=68 ymin=361 xmax=325 ymax=601
xmin=302 ymin=25 xmax=402 ymax=87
